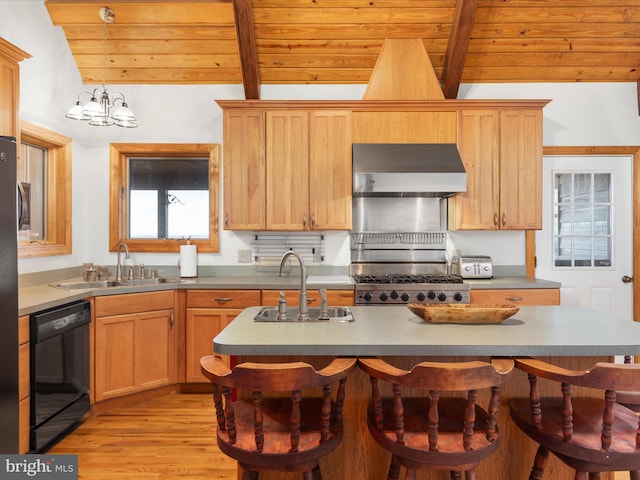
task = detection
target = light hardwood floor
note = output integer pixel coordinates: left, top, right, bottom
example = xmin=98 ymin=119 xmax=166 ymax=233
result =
xmin=48 ymin=392 xmax=633 ymax=480
xmin=49 ymin=393 xmax=236 ymax=479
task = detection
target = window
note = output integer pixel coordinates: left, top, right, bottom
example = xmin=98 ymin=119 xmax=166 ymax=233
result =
xmin=18 ymin=120 xmax=72 ymax=258
xmin=553 ymin=171 xmax=612 ymax=267
xmin=109 ymin=143 xmax=219 ymax=253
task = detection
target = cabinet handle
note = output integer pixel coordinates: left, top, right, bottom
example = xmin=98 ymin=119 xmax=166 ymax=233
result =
xmin=307 ymin=297 xmax=317 ymax=304
xmin=214 ymin=297 xmax=233 ymax=303
xmin=311 ymin=213 xmax=315 ymax=227
xmin=170 ymin=311 xmax=175 ymax=328
xmin=502 ymin=212 xmax=506 ymax=226
xmin=224 ymin=212 xmax=229 ymax=227
xmin=303 ymin=214 xmax=307 ymax=227
xmin=494 ymin=213 xmax=498 ymax=226
xmin=505 ymin=297 xmax=523 ymax=302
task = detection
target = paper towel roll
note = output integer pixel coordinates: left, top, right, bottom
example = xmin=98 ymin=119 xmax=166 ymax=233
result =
xmin=179 ymin=244 xmax=198 ymax=277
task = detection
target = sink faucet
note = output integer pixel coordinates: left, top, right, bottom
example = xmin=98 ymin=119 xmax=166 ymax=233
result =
xmin=278 ymin=250 xmax=308 ymax=321
xmin=115 ymin=242 xmax=130 ymax=281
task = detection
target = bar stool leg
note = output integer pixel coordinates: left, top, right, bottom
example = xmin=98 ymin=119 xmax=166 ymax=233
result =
xmin=529 ymin=445 xmax=549 ymax=480
xmin=464 ymin=470 xmax=478 ymax=480
xmin=387 ymin=455 xmax=401 ymax=480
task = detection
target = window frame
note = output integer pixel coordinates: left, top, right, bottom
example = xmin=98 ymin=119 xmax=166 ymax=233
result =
xmin=109 ymin=143 xmax=219 ymax=253
xmin=18 ymin=120 xmax=72 ymax=258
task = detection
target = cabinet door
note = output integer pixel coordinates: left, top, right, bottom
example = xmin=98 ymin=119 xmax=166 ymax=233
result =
xmin=266 ymin=110 xmax=310 ymax=230
xmin=95 ymin=313 xmax=136 ymax=401
xmin=451 ymin=110 xmax=500 ymax=230
xmin=310 ymin=111 xmax=352 ymax=230
xmin=95 ymin=309 xmax=175 ymax=401
xmin=499 ymin=109 xmax=543 ymax=229
xmin=135 ymin=310 xmax=176 ymax=391
xmin=185 ymin=308 xmax=242 ymax=382
xmin=223 ymin=110 xmax=266 ymax=230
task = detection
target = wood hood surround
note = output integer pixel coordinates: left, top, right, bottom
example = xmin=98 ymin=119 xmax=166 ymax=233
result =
xmin=362 ymin=38 xmax=445 ymax=101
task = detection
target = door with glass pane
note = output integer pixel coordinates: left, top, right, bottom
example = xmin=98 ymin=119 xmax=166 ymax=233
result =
xmin=536 ymin=155 xmax=633 ymax=320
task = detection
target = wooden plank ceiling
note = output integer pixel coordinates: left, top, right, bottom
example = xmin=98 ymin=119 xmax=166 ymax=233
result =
xmin=45 ymin=0 xmax=640 ymax=100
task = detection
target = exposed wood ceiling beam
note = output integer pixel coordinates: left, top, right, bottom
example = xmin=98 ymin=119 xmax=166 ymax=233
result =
xmin=232 ymin=0 xmax=259 ymax=99
xmin=441 ymin=0 xmax=478 ymax=99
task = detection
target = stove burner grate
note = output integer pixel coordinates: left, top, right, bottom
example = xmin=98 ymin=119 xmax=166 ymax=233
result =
xmin=353 ymin=273 xmax=464 ymax=285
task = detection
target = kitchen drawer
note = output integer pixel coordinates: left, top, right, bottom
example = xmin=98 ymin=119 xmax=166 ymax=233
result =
xmin=186 ymin=289 xmax=261 ymax=309
xmin=94 ymin=290 xmax=175 ymax=317
xmin=262 ymin=289 xmax=354 ymax=307
xmin=470 ymin=288 xmax=560 ymax=306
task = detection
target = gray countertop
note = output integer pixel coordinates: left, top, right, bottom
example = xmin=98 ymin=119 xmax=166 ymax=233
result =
xmin=18 ymin=274 xmax=559 ymax=317
xmin=214 ymin=305 xmax=640 ymax=357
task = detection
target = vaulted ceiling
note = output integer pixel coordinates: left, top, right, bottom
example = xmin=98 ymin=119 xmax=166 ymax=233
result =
xmin=45 ymin=0 xmax=640 ymax=100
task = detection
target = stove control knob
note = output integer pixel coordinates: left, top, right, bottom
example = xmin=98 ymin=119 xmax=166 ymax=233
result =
xmin=379 ymin=292 xmax=389 ymax=302
xmin=390 ymin=290 xmax=399 ymax=300
xmin=437 ymin=292 xmax=447 ymax=302
xmin=427 ymin=291 xmax=436 ymax=300
xmin=416 ymin=292 xmax=426 ymax=302
xmin=401 ymin=292 xmax=410 ymax=302
xmin=363 ymin=292 xmax=372 ymax=302
xmin=453 ymin=292 xmax=463 ymax=302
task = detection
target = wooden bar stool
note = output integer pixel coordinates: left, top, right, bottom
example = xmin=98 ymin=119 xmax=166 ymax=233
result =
xmin=358 ymin=357 xmax=515 ymax=480
xmin=200 ymin=355 xmax=357 ymax=480
xmin=510 ymin=357 xmax=640 ymax=480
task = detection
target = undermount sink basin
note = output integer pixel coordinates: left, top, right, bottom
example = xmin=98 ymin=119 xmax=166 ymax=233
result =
xmin=254 ymin=306 xmax=354 ymax=323
xmin=51 ymin=277 xmax=182 ymax=290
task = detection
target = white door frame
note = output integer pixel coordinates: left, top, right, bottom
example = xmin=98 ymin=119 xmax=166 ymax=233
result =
xmin=529 ymin=146 xmax=640 ymax=322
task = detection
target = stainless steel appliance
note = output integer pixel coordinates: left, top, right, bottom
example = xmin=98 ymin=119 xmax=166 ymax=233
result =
xmin=350 ymin=142 xmax=470 ymax=305
xmin=453 ymin=255 xmax=494 ymax=279
xmin=30 ymin=300 xmax=91 ymax=452
xmin=0 ymin=136 xmax=19 ymax=453
xmin=352 ymin=143 xmax=466 ymax=196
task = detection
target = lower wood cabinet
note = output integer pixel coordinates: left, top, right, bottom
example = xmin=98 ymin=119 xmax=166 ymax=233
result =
xmin=94 ymin=291 xmax=177 ymax=402
xmin=185 ymin=290 xmax=261 ymax=383
xmin=18 ymin=314 xmax=29 ymax=453
xmin=470 ymin=288 xmax=560 ymax=306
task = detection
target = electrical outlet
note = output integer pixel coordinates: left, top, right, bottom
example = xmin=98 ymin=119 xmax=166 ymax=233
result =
xmin=238 ymin=249 xmax=252 ymax=263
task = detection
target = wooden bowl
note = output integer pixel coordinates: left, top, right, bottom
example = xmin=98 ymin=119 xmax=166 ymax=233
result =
xmin=407 ymin=303 xmax=520 ymax=324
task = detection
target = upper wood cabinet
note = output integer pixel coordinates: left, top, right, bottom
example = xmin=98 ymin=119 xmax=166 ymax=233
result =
xmin=309 ymin=111 xmax=352 ymax=230
xmin=223 ymin=110 xmax=266 ymax=230
xmin=0 ymin=38 xmax=30 ymax=142
xmin=223 ymin=107 xmax=352 ymax=231
xmin=219 ymin=100 xmax=547 ymax=232
xmin=450 ymin=108 xmax=543 ymax=230
xmin=266 ymin=110 xmax=310 ymax=230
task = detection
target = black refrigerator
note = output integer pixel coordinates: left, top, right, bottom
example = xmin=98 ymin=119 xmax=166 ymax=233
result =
xmin=0 ymin=136 xmax=19 ymax=453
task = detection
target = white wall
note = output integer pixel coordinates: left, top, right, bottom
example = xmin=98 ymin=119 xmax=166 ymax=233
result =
xmin=3 ymin=1 xmax=639 ymax=274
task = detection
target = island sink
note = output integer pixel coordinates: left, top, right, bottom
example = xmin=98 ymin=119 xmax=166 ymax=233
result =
xmin=254 ymin=306 xmax=354 ymax=323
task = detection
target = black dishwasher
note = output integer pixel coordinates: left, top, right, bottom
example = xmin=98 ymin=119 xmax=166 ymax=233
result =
xmin=30 ymin=300 xmax=91 ymax=452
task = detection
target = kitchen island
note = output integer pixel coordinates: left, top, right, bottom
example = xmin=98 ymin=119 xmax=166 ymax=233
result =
xmin=214 ymin=306 xmax=640 ymax=480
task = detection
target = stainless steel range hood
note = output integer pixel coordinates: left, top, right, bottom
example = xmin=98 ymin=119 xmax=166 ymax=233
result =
xmin=352 ymin=143 xmax=467 ymax=197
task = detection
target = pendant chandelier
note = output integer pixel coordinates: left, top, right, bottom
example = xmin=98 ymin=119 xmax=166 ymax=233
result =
xmin=65 ymin=6 xmax=137 ymax=128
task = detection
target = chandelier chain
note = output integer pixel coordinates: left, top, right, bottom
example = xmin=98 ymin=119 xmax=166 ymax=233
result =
xmin=102 ymin=13 xmax=108 ymax=91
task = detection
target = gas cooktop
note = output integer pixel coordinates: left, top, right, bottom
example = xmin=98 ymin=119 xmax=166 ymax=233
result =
xmin=353 ymin=273 xmax=470 ymax=305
